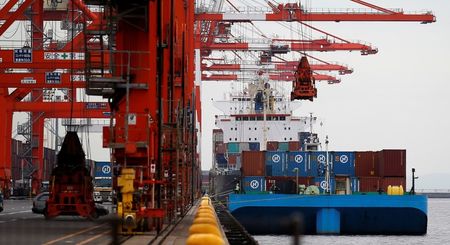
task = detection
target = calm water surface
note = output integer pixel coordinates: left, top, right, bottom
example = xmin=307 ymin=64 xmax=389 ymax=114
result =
xmin=254 ymin=198 xmax=450 ymax=245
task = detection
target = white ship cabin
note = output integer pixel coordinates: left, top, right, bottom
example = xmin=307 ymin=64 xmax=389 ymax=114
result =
xmin=214 ymin=89 xmax=310 ymax=146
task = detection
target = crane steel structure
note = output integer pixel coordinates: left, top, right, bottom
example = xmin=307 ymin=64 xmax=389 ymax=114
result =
xmin=0 ymin=0 xmax=435 ymax=234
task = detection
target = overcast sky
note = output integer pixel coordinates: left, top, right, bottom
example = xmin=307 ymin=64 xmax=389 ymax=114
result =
xmin=200 ymin=1 xmax=450 ymax=189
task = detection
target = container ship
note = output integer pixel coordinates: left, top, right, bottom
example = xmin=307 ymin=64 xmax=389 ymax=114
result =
xmin=209 ymin=66 xmax=427 ymax=235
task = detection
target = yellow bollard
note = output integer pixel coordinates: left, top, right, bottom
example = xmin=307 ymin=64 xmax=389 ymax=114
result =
xmin=189 ymin=223 xmax=222 ymax=237
xmin=198 ymin=206 xmax=214 ymax=211
xmin=195 ymin=212 xmax=216 ymax=220
xmin=186 ymin=234 xmax=224 ymax=245
xmin=200 ymin=199 xmax=211 ymax=206
xmin=193 ymin=217 xmax=218 ymax=226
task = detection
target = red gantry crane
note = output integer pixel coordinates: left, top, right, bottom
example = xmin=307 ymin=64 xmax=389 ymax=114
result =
xmin=0 ymin=0 xmax=435 ymax=235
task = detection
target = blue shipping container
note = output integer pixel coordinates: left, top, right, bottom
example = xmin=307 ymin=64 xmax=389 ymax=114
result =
xmin=278 ymin=142 xmax=289 ymax=152
xmin=314 ymin=177 xmax=335 ymax=194
xmin=94 ymin=161 xmax=112 ymax=178
xmin=266 ymin=151 xmax=287 ymax=176
xmin=249 ymin=142 xmax=260 ymax=151
xmin=266 ymin=165 xmax=272 ymax=176
xmin=330 ymin=152 xmax=355 ymax=176
xmin=227 ymin=143 xmax=240 ymax=153
xmin=243 ymin=176 xmax=266 ymax=192
xmin=286 ymin=152 xmax=308 ymax=177
xmin=94 ymin=178 xmax=112 ymax=187
xmin=216 ymin=154 xmax=228 ymax=165
xmin=307 ymin=151 xmax=330 ymax=177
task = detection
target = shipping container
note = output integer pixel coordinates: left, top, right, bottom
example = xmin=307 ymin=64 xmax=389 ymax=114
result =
xmin=288 ymin=141 xmax=300 ymax=151
xmin=355 ymin=151 xmax=378 ymax=177
xmin=266 ymin=151 xmax=287 ymax=176
xmin=278 ymin=142 xmax=289 ymax=152
xmin=215 ymin=154 xmax=228 ymax=165
xmin=243 ymin=176 xmax=266 ymax=192
xmin=298 ymin=132 xmax=310 ymax=143
xmin=239 ymin=142 xmax=250 ymax=152
xmin=330 ymin=151 xmax=355 ymax=176
xmin=381 ymin=177 xmax=406 ymax=192
xmin=286 ymin=152 xmax=308 ymax=177
xmin=228 ymin=154 xmax=238 ymax=164
xmin=266 ymin=176 xmax=313 ymax=194
xmin=298 ymin=132 xmax=318 ymax=143
xmin=358 ymin=176 xmax=381 ymax=192
xmin=242 ymin=151 xmax=266 ymax=176
xmin=266 ymin=141 xmax=279 ymax=151
xmin=227 ymin=142 xmax=240 ymax=153
xmin=334 ymin=176 xmax=356 ymax=195
xmin=307 ymin=151 xmax=329 ymax=177
xmin=314 ymin=177 xmax=335 ymax=194
xmin=249 ymin=142 xmax=260 ymax=151
xmin=215 ymin=142 xmax=226 ymax=154
xmin=378 ymin=149 xmax=406 ymax=177
xmin=266 ymin=165 xmax=272 ymax=176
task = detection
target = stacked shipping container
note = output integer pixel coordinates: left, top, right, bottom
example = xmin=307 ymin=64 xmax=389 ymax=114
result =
xmin=214 ymin=128 xmax=406 ymax=194
xmin=237 ymin=149 xmax=407 ymax=194
xmin=355 ymin=150 xmax=406 ymax=192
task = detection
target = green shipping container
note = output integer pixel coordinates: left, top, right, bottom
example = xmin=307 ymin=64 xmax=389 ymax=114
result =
xmin=278 ymin=142 xmax=289 ymax=151
xmin=227 ymin=143 xmax=240 ymax=153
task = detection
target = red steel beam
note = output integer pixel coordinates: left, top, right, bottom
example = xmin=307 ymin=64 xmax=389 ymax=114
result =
xmin=0 ymin=0 xmax=34 ymax=36
xmin=0 ymin=73 xmax=86 ymax=89
xmin=202 ymin=63 xmax=352 ymax=73
xmin=12 ymin=102 xmax=109 ymax=118
xmin=0 ymin=0 xmax=19 ymax=18
xmin=0 ymin=50 xmax=86 ymax=69
xmin=202 ymin=39 xmax=376 ymax=54
xmin=201 ymin=73 xmax=337 ymax=82
xmin=196 ymin=3 xmax=435 ymax=23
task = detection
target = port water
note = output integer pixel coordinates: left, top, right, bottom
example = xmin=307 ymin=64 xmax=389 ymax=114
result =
xmin=255 ymin=198 xmax=450 ymax=244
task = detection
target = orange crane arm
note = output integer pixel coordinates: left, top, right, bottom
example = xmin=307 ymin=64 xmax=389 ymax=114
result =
xmin=196 ymin=2 xmax=435 ymax=23
xmin=201 ymin=73 xmax=338 ymax=82
xmin=202 ymin=39 xmax=376 ymax=54
xmin=201 ymin=63 xmax=352 ymax=74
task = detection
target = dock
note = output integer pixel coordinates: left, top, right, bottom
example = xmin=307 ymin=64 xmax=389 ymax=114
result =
xmin=123 ymin=197 xmax=257 ymax=245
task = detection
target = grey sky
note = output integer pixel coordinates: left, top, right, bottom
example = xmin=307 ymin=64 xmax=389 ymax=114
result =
xmin=200 ymin=1 xmax=450 ymax=189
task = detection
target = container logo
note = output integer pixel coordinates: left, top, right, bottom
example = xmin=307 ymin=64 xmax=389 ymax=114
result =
xmin=272 ymin=154 xmax=281 ymax=163
xmin=102 ymin=165 xmax=111 ymax=174
xmin=339 ymin=155 xmax=349 ymax=164
xmin=294 ymin=155 xmax=303 ymax=163
xmin=317 ymin=154 xmax=326 ymax=163
xmin=320 ymin=180 xmax=328 ymax=190
xmin=250 ymin=180 xmax=260 ymax=189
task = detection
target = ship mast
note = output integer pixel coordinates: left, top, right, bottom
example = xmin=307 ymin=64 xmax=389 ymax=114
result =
xmin=262 ymin=76 xmax=268 ymax=151
xmin=325 ymin=135 xmax=331 ymax=194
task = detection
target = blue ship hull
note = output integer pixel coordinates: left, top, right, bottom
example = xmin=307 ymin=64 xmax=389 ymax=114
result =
xmin=228 ymin=194 xmax=427 ymax=235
